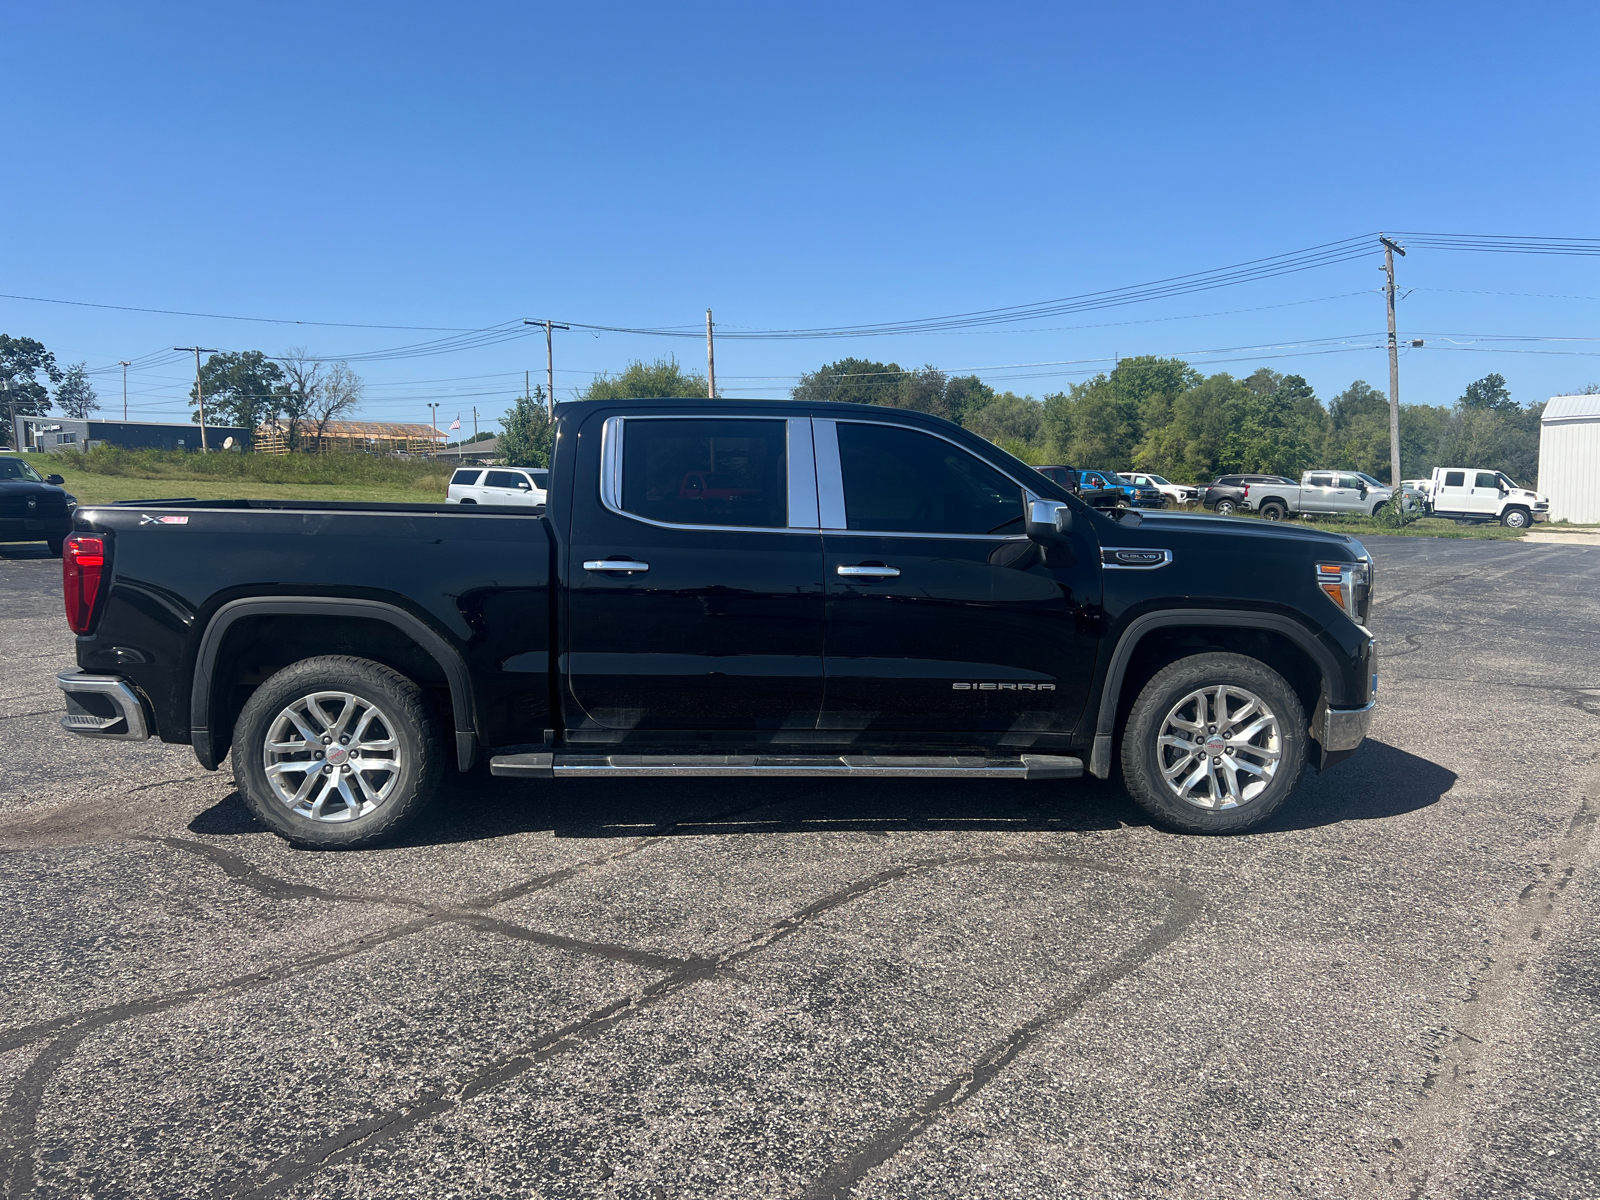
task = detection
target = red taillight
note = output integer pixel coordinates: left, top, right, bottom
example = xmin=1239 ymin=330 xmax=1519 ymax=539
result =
xmin=63 ymin=534 xmax=106 ymax=634
xmin=1241 ymin=485 xmax=1250 ymax=497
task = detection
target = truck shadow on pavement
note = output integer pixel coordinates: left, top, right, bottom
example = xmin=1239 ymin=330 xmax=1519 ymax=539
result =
xmin=187 ymin=739 xmax=1454 ymax=847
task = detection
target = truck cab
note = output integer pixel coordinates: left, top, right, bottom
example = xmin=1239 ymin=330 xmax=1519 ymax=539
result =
xmin=1427 ymin=468 xmax=1547 ymax=528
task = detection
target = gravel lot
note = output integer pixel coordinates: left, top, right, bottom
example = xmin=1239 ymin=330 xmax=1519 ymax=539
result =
xmin=1 ymin=535 xmax=1596 ymax=1200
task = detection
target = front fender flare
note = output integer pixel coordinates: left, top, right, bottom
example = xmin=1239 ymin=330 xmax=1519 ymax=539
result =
xmin=1087 ymin=608 xmax=1346 ymax=778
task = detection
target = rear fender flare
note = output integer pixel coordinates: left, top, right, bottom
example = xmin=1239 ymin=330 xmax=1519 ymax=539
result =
xmin=1088 ymin=608 xmax=1345 ymax=778
xmin=190 ymin=597 xmax=478 ymax=773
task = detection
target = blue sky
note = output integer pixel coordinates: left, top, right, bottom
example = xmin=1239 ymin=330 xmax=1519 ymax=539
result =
xmin=5 ymin=1 xmax=1598 ymax=431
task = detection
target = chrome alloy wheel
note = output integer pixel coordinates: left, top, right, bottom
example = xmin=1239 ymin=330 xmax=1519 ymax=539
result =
xmin=262 ymin=691 xmax=403 ymax=822
xmin=1156 ymin=685 xmax=1281 ymax=810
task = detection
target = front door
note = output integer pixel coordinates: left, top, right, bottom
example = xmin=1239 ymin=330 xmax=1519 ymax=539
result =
xmin=1301 ymin=472 xmax=1336 ymax=513
xmin=815 ymin=418 xmax=1102 ymax=741
xmin=1467 ymin=470 xmax=1505 ymax=515
xmin=564 ymin=413 xmax=825 ymax=740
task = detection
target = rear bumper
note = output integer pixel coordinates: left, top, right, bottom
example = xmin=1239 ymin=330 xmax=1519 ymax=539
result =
xmin=56 ymin=671 xmax=150 ymax=740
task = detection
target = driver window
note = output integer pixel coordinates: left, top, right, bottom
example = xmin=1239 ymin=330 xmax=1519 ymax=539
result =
xmin=485 ymin=470 xmax=524 ymax=489
xmin=1338 ymin=474 xmax=1364 ymax=490
xmin=1475 ymin=472 xmax=1500 ymax=490
xmin=837 ymin=423 xmax=1024 ymax=536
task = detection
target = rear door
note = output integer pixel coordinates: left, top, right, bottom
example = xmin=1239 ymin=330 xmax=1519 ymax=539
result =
xmin=563 ymin=413 xmax=825 ymax=738
xmin=1435 ymin=470 xmax=1471 ymax=514
xmin=1301 ymin=473 xmax=1337 ymax=512
xmin=815 ymin=418 xmax=1102 ymax=738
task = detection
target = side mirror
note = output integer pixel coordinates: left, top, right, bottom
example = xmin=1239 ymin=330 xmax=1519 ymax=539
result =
xmin=46 ymin=474 xmax=64 ymax=485
xmin=1026 ymin=499 xmax=1072 ymax=542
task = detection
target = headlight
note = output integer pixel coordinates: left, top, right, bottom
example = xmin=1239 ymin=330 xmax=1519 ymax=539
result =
xmin=1315 ymin=560 xmax=1372 ymax=623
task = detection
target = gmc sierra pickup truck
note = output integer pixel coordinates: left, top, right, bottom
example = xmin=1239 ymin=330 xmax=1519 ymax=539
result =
xmin=54 ymin=398 xmax=1377 ymax=847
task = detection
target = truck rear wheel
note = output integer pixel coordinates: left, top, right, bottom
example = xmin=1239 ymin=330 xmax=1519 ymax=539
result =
xmin=1214 ymin=499 xmax=1237 ymax=516
xmin=1119 ymin=652 xmax=1307 ymax=834
xmin=1258 ymin=501 xmax=1287 ymax=521
xmin=233 ymin=655 xmax=444 ymax=848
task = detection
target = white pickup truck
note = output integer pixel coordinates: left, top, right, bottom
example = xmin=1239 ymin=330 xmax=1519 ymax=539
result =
xmin=1423 ymin=468 xmax=1547 ymax=528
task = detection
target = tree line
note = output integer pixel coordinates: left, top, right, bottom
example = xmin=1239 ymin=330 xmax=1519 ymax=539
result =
xmin=789 ymin=355 xmax=1569 ymax=485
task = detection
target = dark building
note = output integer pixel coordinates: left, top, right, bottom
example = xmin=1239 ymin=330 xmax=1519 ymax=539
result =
xmin=20 ymin=417 xmax=253 ymax=453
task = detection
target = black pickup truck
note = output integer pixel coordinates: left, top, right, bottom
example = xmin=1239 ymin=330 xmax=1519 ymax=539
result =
xmin=55 ymin=398 xmax=1376 ymax=846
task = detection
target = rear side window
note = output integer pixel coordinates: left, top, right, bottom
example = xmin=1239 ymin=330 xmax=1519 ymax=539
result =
xmin=621 ymin=418 xmax=787 ymax=528
xmin=450 ymin=469 xmax=482 ymax=486
xmin=1475 ymin=472 xmax=1500 ymax=489
xmin=1217 ymin=477 xmax=1241 ymax=487
xmin=1306 ymin=473 xmax=1333 ymax=488
xmin=837 ymin=423 xmax=1023 ymax=536
xmin=1443 ymin=471 xmax=1466 ymax=488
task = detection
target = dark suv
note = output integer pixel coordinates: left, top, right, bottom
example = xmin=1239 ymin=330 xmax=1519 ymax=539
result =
xmin=1202 ymin=474 xmax=1295 ymax=516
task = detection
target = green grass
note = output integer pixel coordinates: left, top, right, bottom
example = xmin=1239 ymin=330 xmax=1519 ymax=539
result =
xmin=1224 ymin=509 xmax=1526 ymax=540
xmin=49 ymin=446 xmax=452 ymax=505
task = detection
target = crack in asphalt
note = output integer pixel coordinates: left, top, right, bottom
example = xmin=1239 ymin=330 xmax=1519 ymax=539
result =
xmin=222 ymin=851 xmax=1202 ymax=1200
xmin=0 ymin=794 xmax=781 ymax=1196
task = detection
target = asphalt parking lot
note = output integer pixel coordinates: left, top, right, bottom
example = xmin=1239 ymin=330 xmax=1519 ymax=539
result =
xmin=1 ymin=535 xmax=1597 ymax=1200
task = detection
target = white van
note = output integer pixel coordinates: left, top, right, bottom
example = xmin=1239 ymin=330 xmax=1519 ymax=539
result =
xmin=447 ymin=467 xmax=548 ymax=506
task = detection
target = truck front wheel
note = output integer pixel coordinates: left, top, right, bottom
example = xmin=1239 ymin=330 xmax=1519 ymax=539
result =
xmin=233 ymin=655 xmax=444 ymax=848
xmin=1501 ymin=507 xmax=1531 ymax=529
xmin=1119 ymin=652 xmax=1308 ymax=834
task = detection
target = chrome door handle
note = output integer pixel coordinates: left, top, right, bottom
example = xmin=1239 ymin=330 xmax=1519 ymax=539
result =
xmin=584 ymin=559 xmax=649 ymax=573
xmin=836 ymin=564 xmax=900 ymax=578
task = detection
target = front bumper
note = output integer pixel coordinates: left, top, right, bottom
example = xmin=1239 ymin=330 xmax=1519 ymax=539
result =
xmin=56 ymin=671 xmax=150 ymax=740
xmin=1314 ymin=697 xmax=1374 ymax=752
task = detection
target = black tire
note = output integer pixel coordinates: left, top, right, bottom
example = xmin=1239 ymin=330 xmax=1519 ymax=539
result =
xmin=1214 ymin=499 xmax=1237 ymax=516
xmin=1501 ymin=507 xmax=1530 ymax=529
xmin=45 ymin=537 xmax=64 ymax=557
xmin=1259 ymin=501 xmax=1287 ymax=521
xmin=1119 ymin=652 xmax=1308 ymax=835
xmin=1370 ymin=502 xmax=1387 ymax=518
xmin=233 ymin=655 xmax=444 ymax=849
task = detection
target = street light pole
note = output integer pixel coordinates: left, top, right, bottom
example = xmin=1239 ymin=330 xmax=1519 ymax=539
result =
xmin=174 ymin=347 xmax=218 ymax=452
xmin=119 ymin=360 xmax=131 ymax=420
xmin=706 ymin=308 xmax=716 ymax=399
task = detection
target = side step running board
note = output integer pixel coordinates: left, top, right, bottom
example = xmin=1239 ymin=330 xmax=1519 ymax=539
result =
xmin=489 ymin=752 xmax=1082 ymax=781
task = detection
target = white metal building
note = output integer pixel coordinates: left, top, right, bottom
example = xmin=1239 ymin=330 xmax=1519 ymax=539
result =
xmin=1539 ymin=394 xmax=1600 ymax=523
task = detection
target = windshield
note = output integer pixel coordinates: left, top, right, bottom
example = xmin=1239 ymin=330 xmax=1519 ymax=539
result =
xmin=1496 ymin=473 xmax=1520 ymax=490
xmin=1145 ymin=475 xmax=1170 ymax=486
xmin=1355 ymin=472 xmax=1385 ymax=488
xmin=0 ymin=458 xmax=45 ymax=483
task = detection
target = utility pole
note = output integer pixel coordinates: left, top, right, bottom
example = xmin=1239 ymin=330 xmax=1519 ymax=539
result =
xmin=174 ymin=348 xmax=217 ymax=452
xmin=706 ymin=308 xmax=716 ymax=398
xmin=427 ymin=402 xmax=441 ymax=453
xmin=2 ymin=380 xmax=14 ymax=452
xmin=473 ymin=406 xmax=479 ymax=444
xmin=119 ymin=361 xmax=131 ymax=421
xmin=1380 ymin=236 xmax=1406 ymax=487
xmin=521 ymin=320 xmax=569 ymax=418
